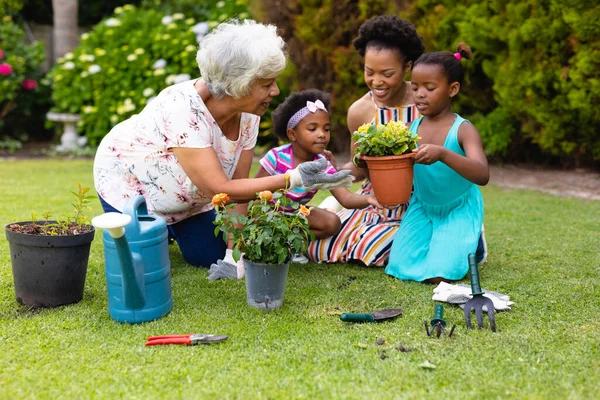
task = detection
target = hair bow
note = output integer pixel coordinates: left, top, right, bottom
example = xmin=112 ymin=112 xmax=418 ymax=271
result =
xmin=306 ymin=99 xmax=326 ymax=113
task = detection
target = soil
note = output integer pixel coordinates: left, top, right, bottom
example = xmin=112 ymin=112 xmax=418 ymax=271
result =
xmin=6 ymin=221 xmax=94 ymax=236
xmin=2 ymin=141 xmax=599 ymax=201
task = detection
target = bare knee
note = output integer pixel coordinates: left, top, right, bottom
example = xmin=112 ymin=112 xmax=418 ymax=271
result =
xmin=308 ymin=208 xmax=341 ymax=239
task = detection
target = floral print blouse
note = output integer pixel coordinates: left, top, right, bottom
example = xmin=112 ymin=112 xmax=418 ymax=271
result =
xmin=93 ymin=80 xmax=259 ymax=224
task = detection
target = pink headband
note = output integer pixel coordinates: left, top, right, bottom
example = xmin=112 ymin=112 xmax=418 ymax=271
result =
xmin=454 ymin=53 xmax=462 ymax=61
xmin=287 ymin=99 xmax=328 ymax=130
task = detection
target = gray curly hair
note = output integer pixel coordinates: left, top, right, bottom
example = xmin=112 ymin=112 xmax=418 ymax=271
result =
xmin=196 ymin=20 xmax=287 ymax=99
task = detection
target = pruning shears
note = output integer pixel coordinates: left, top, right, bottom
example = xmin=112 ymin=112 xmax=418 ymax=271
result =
xmin=145 ymin=334 xmax=228 ymax=346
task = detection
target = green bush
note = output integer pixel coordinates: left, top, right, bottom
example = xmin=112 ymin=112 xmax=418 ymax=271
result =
xmin=0 ymin=15 xmax=45 ymax=137
xmin=47 ymin=5 xmax=229 ymax=145
xmin=405 ymin=0 xmax=600 ymax=164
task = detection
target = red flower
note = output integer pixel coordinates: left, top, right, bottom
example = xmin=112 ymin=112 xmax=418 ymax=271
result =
xmin=22 ymin=79 xmax=38 ymax=90
xmin=0 ymin=63 xmax=12 ymax=76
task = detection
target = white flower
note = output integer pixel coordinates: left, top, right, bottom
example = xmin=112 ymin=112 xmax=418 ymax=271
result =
xmin=216 ymin=1 xmax=225 ymax=8
xmin=127 ymin=54 xmax=137 ymax=62
xmin=134 ymin=48 xmax=145 ymax=55
xmin=110 ymin=115 xmax=119 ymax=124
xmin=196 ymin=34 xmax=205 ymax=43
xmin=153 ymin=59 xmax=167 ymax=69
xmin=78 ymin=54 xmax=95 ymax=62
xmin=88 ymin=64 xmax=101 ymax=74
xmin=114 ymin=6 xmax=124 ymax=14
xmin=174 ymin=74 xmax=191 ymax=84
xmin=185 ymin=18 xmax=195 ymax=25
xmin=161 ymin=15 xmax=173 ymax=25
xmin=64 ymin=52 xmax=74 ymax=60
xmin=105 ymin=18 xmax=121 ymax=27
xmin=172 ymin=13 xmax=185 ymax=20
xmin=82 ymin=106 xmax=96 ymax=114
xmin=191 ymin=22 xmax=209 ymax=36
xmin=153 ymin=68 xmax=166 ymax=76
xmin=62 ymin=61 xmax=76 ymax=70
xmin=80 ymin=72 xmax=88 ymax=78
xmin=165 ymin=75 xmax=177 ymax=85
xmin=94 ymin=48 xmax=106 ymax=56
xmin=185 ymin=44 xmax=196 ymax=52
xmin=167 ymin=22 xmax=177 ymax=30
xmin=142 ymin=88 xmax=154 ymax=97
xmin=81 ymin=33 xmax=90 ymax=40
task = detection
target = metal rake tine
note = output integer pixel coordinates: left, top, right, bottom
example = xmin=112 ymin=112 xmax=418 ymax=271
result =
xmin=463 ymin=306 xmax=473 ymax=329
xmin=424 ymin=320 xmax=431 ymax=336
xmin=448 ymin=324 xmax=456 ymax=337
xmin=474 ymin=305 xmax=485 ymax=329
xmin=488 ymin=308 xmax=497 ymax=332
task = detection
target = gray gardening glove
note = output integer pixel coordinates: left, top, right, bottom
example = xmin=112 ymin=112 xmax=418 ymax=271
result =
xmin=287 ymin=158 xmax=355 ymax=190
xmin=207 ymin=249 xmax=244 ymax=280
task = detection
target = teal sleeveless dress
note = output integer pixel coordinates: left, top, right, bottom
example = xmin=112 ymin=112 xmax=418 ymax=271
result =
xmin=385 ymin=114 xmax=484 ymax=281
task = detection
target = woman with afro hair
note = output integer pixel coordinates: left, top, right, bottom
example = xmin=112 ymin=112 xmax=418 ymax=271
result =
xmin=308 ymin=15 xmax=425 ymax=267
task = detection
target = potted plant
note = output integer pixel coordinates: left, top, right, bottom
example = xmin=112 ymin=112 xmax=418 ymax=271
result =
xmin=212 ymin=189 xmax=313 ymax=310
xmin=4 ymin=183 xmax=96 ymax=308
xmin=352 ymin=121 xmax=421 ymax=206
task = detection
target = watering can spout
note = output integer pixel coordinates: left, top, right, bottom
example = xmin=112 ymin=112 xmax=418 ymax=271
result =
xmin=92 ymin=213 xmax=146 ymax=309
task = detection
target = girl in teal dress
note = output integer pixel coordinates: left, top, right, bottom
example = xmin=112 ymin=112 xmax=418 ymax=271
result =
xmin=385 ymin=43 xmax=489 ymax=283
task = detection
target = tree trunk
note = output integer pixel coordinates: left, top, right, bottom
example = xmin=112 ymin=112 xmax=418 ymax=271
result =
xmin=51 ymin=0 xmax=78 ymax=62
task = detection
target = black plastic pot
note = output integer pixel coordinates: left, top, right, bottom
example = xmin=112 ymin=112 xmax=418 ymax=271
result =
xmin=5 ymin=221 xmax=95 ymax=308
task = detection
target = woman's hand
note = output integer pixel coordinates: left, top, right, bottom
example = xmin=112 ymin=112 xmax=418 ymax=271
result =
xmin=413 ymin=144 xmax=445 ymax=165
xmin=287 ymin=158 xmax=355 ymax=190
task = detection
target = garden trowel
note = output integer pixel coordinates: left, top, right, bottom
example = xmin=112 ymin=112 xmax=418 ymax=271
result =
xmin=340 ymin=308 xmax=402 ymax=323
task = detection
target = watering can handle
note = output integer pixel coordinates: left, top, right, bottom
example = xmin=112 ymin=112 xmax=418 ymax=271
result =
xmin=121 ymin=196 xmax=148 ymax=237
xmin=468 ymin=253 xmax=484 ymax=295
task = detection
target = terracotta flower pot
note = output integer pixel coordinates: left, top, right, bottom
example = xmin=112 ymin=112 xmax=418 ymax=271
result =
xmin=363 ymin=153 xmax=415 ymax=207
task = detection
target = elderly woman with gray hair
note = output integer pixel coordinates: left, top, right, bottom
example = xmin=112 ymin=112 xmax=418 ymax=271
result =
xmin=93 ymin=20 xmax=352 ymax=272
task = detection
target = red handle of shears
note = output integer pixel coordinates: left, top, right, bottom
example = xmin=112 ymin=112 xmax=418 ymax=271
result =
xmin=145 ymin=336 xmax=192 ymax=346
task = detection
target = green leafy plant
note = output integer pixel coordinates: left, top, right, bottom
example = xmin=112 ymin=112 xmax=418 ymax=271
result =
xmin=211 ymin=189 xmax=314 ymax=265
xmin=6 ymin=183 xmax=95 ymax=236
xmin=352 ymin=120 xmax=421 ymax=158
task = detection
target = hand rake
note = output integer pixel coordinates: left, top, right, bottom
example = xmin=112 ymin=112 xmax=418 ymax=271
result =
xmin=463 ymin=253 xmax=496 ymax=332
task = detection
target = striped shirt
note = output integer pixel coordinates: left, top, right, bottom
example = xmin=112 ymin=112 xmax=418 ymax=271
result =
xmin=259 ymin=143 xmax=337 ymax=205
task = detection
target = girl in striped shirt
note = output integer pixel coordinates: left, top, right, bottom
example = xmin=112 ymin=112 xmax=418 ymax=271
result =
xmin=255 ymin=89 xmax=381 ymax=244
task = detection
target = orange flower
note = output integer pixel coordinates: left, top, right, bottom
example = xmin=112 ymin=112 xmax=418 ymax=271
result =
xmin=211 ymin=193 xmax=229 ymax=207
xmin=299 ymin=204 xmax=310 ymax=216
xmin=258 ymin=190 xmax=273 ymax=202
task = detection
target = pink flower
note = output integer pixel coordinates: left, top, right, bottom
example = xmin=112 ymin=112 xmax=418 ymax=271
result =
xmin=0 ymin=63 xmax=12 ymax=76
xmin=22 ymin=79 xmax=38 ymax=90
xmin=0 ymin=49 xmax=4 ymax=59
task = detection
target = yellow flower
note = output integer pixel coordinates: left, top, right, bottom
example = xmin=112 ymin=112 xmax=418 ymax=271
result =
xmin=94 ymin=48 xmax=106 ymax=56
xmin=212 ymin=193 xmax=229 ymax=207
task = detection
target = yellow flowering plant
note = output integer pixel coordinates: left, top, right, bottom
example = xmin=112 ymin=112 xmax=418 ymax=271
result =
xmin=352 ymin=120 xmax=421 ymax=158
xmin=212 ymin=189 xmax=314 ymax=265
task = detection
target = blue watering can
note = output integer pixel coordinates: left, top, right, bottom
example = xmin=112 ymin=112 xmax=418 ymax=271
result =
xmin=92 ymin=196 xmax=173 ymax=324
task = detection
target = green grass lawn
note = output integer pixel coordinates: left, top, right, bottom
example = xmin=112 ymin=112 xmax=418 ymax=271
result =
xmin=1 ymin=159 xmax=599 ymax=399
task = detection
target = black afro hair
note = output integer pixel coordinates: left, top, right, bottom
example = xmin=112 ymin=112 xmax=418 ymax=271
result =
xmin=353 ymin=15 xmax=424 ymax=63
xmin=271 ymin=89 xmax=331 ymax=140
